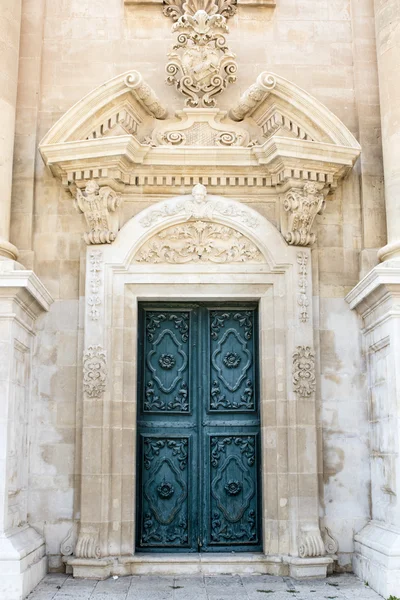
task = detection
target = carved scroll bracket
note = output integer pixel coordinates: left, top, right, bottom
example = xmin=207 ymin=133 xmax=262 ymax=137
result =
xmin=282 ymin=182 xmax=327 ymax=247
xmin=298 ymin=524 xmax=326 ymax=558
xmin=74 ymin=180 xmax=122 ymax=245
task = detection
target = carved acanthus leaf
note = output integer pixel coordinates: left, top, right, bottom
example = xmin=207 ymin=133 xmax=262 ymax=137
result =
xmin=293 ymin=346 xmax=316 ymax=398
xmin=165 ymin=9 xmax=237 ymax=108
xmin=283 ymin=182 xmax=326 ymax=247
xmin=75 ymin=525 xmax=101 ymax=559
xmin=83 ymin=345 xmax=107 ymax=399
xmin=298 ymin=525 xmax=326 ymax=558
xmin=163 ymin=0 xmax=237 ymax=21
xmin=74 ymin=180 xmax=122 ymax=245
xmin=135 ymin=220 xmax=263 ymax=264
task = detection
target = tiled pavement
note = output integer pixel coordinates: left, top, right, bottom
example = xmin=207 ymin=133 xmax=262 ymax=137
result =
xmin=27 ymin=573 xmax=383 ymax=600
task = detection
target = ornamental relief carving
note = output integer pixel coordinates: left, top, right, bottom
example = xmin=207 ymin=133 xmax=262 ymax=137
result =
xmin=163 ymin=0 xmax=237 ymax=22
xmin=75 ymin=525 xmax=101 ymax=559
xmin=83 ymin=345 xmax=107 ymax=399
xmin=74 ymin=180 xmax=122 ymax=245
xmin=283 ymin=182 xmax=326 ymax=247
xmin=292 ymin=346 xmax=316 ymax=398
xmin=135 ymin=220 xmax=263 ymax=264
xmin=140 ymin=184 xmax=259 ymax=230
xmin=165 ymin=6 xmax=237 ymax=107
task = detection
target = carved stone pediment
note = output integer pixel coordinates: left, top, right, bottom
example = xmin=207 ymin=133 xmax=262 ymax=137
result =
xmin=150 ymin=108 xmax=250 ymax=147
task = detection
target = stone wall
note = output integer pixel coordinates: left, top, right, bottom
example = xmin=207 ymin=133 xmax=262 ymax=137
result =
xmin=8 ymin=0 xmax=384 ymax=572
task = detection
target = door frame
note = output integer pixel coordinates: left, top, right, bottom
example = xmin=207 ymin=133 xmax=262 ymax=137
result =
xmin=71 ymin=193 xmax=325 ymax=578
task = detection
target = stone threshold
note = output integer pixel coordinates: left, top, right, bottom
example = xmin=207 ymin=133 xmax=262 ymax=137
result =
xmin=67 ymin=553 xmax=334 ymax=580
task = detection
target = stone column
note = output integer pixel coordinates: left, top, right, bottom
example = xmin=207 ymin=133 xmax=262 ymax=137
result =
xmin=0 ymin=1 xmax=21 ymax=260
xmin=375 ymin=0 xmax=400 ymax=261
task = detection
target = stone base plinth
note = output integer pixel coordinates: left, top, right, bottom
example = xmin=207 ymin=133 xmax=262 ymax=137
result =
xmin=287 ymin=556 xmax=333 ymax=579
xmin=68 ymin=553 xmax=334 ymax=579
xmin=353 ymin=522 xmax=400 ymax=598
xmin=0 ymin=527 xmax=47 ymax=600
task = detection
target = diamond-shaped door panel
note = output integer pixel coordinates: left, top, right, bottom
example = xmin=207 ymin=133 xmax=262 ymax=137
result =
xmin=209 ymin=310 xmax=256 ymax=412
xmin=147 ymin=329 xmax=187 ymax=393
xmin=143 ymin=310 xmax=190 ymax=413
xmin=211 ymin=455 xmax=254 ymax=522
xmin=144 ymin=457 xmax=187 ymax=525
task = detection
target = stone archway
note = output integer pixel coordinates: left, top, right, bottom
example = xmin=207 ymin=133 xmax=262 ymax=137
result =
xmin=67 ymin=188 xmax=332 ymax=580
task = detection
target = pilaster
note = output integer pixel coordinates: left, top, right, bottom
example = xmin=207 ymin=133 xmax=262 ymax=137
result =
xmin=0 ymin=259 xmax=53 ymax=600
xmin=346 ymin=261 xmax=400 ymax=597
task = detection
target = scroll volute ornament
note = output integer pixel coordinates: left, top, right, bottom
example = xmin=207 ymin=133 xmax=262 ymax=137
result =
xmin=74 ymin=180 xmax=122 ymax=245
xmin=283 ymin=182 xmax=326 ymax=247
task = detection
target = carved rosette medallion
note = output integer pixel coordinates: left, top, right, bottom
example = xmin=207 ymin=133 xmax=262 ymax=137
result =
xmin=74 ymin=180 xmax=122 ymax=245
xmin=292 ymin=346 xmax=316 ymax=398
xmin=283 ymin=182 xmax=326 ymax=246
xmin=166 ymin=7 xmax=237 ymax=107
xmin=83 ymin=345 xmax=107 ymax=399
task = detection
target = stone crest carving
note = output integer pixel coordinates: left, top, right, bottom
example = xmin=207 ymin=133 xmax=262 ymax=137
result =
xmin=163 ymin=0 xmax=237 ymax=22
xmin=293 ymin=346 xmax=316 ymax=398
xmin=140 ymin=184 xmax=259 ymax=230
xmin=83 ymin=345 xmax=107 ymax=399
xmin=298 ymin=525 xmax=325 ymax=558
xmin=75 ymin=525 xmax=101 ymax=559
xmin=74 ymin=180 xmax=122 ymax=245
xmin=135 ymin=220 xmax=263 ymax=264
xmin=88 ymin=250 xmax=102 ymax=321
xmin=297 ymin=252 xmax=309 ymax=323
xmin=166 ymin=7 xmax=237 ymax=107
xmin=283 ymin=182 xmax=326 ymax=247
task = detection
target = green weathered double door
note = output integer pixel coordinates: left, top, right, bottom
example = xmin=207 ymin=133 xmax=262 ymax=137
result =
xmin=137 ymin=303 xmax=261 ymax=552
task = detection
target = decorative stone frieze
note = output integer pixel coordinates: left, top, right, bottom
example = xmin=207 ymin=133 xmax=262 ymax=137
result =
xmin=298 ymin=525 xmax=326 ymax=558
xmin=292 ymin=346 xmax=316 ymax=398
xmin=135 ymin=220 xmax=263 ymax=263
xmin=75 ymin=526 xmax=101 ymax=559
xmin=166 ymin=8 xmax=237 ymax=107
xmin=83 ymin=346 xmax=107 ymax=399
xmin=163 ymin=0 xmax=238 ymax=21
xmin=283 ymin=183 xmax=326 ymax=247
xmin=74 ymin=180 xmax=122 ymax=245
xmin=297 ymin=252 xmax=309 ymax=323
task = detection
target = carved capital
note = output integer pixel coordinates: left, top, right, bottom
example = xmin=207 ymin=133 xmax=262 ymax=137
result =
xmin=283 ymin=182 xmax=326 ymax=247
xmin=293 ymin=346 xmax=316 ymax=398
xmin=74 ymin=180 xmax=122 ymax=245
xmin=75 ymin=525 xmax=101 ymax=559
xmin=298 ymin=524 xmax=326 ymax=558
xmin=83 ymin=345 xmax=107 ymax=399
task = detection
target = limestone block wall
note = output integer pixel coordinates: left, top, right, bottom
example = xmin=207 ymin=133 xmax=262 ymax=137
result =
xmin=7 ymin=0 xmax=385 ymax=571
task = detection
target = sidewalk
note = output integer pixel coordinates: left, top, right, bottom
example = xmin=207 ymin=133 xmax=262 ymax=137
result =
xmin=27 ymin=573 xmax=383 ymax=600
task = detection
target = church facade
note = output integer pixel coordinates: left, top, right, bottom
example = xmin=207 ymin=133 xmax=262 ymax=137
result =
xmin=1 ymin=0 xmax=400 ymax=598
